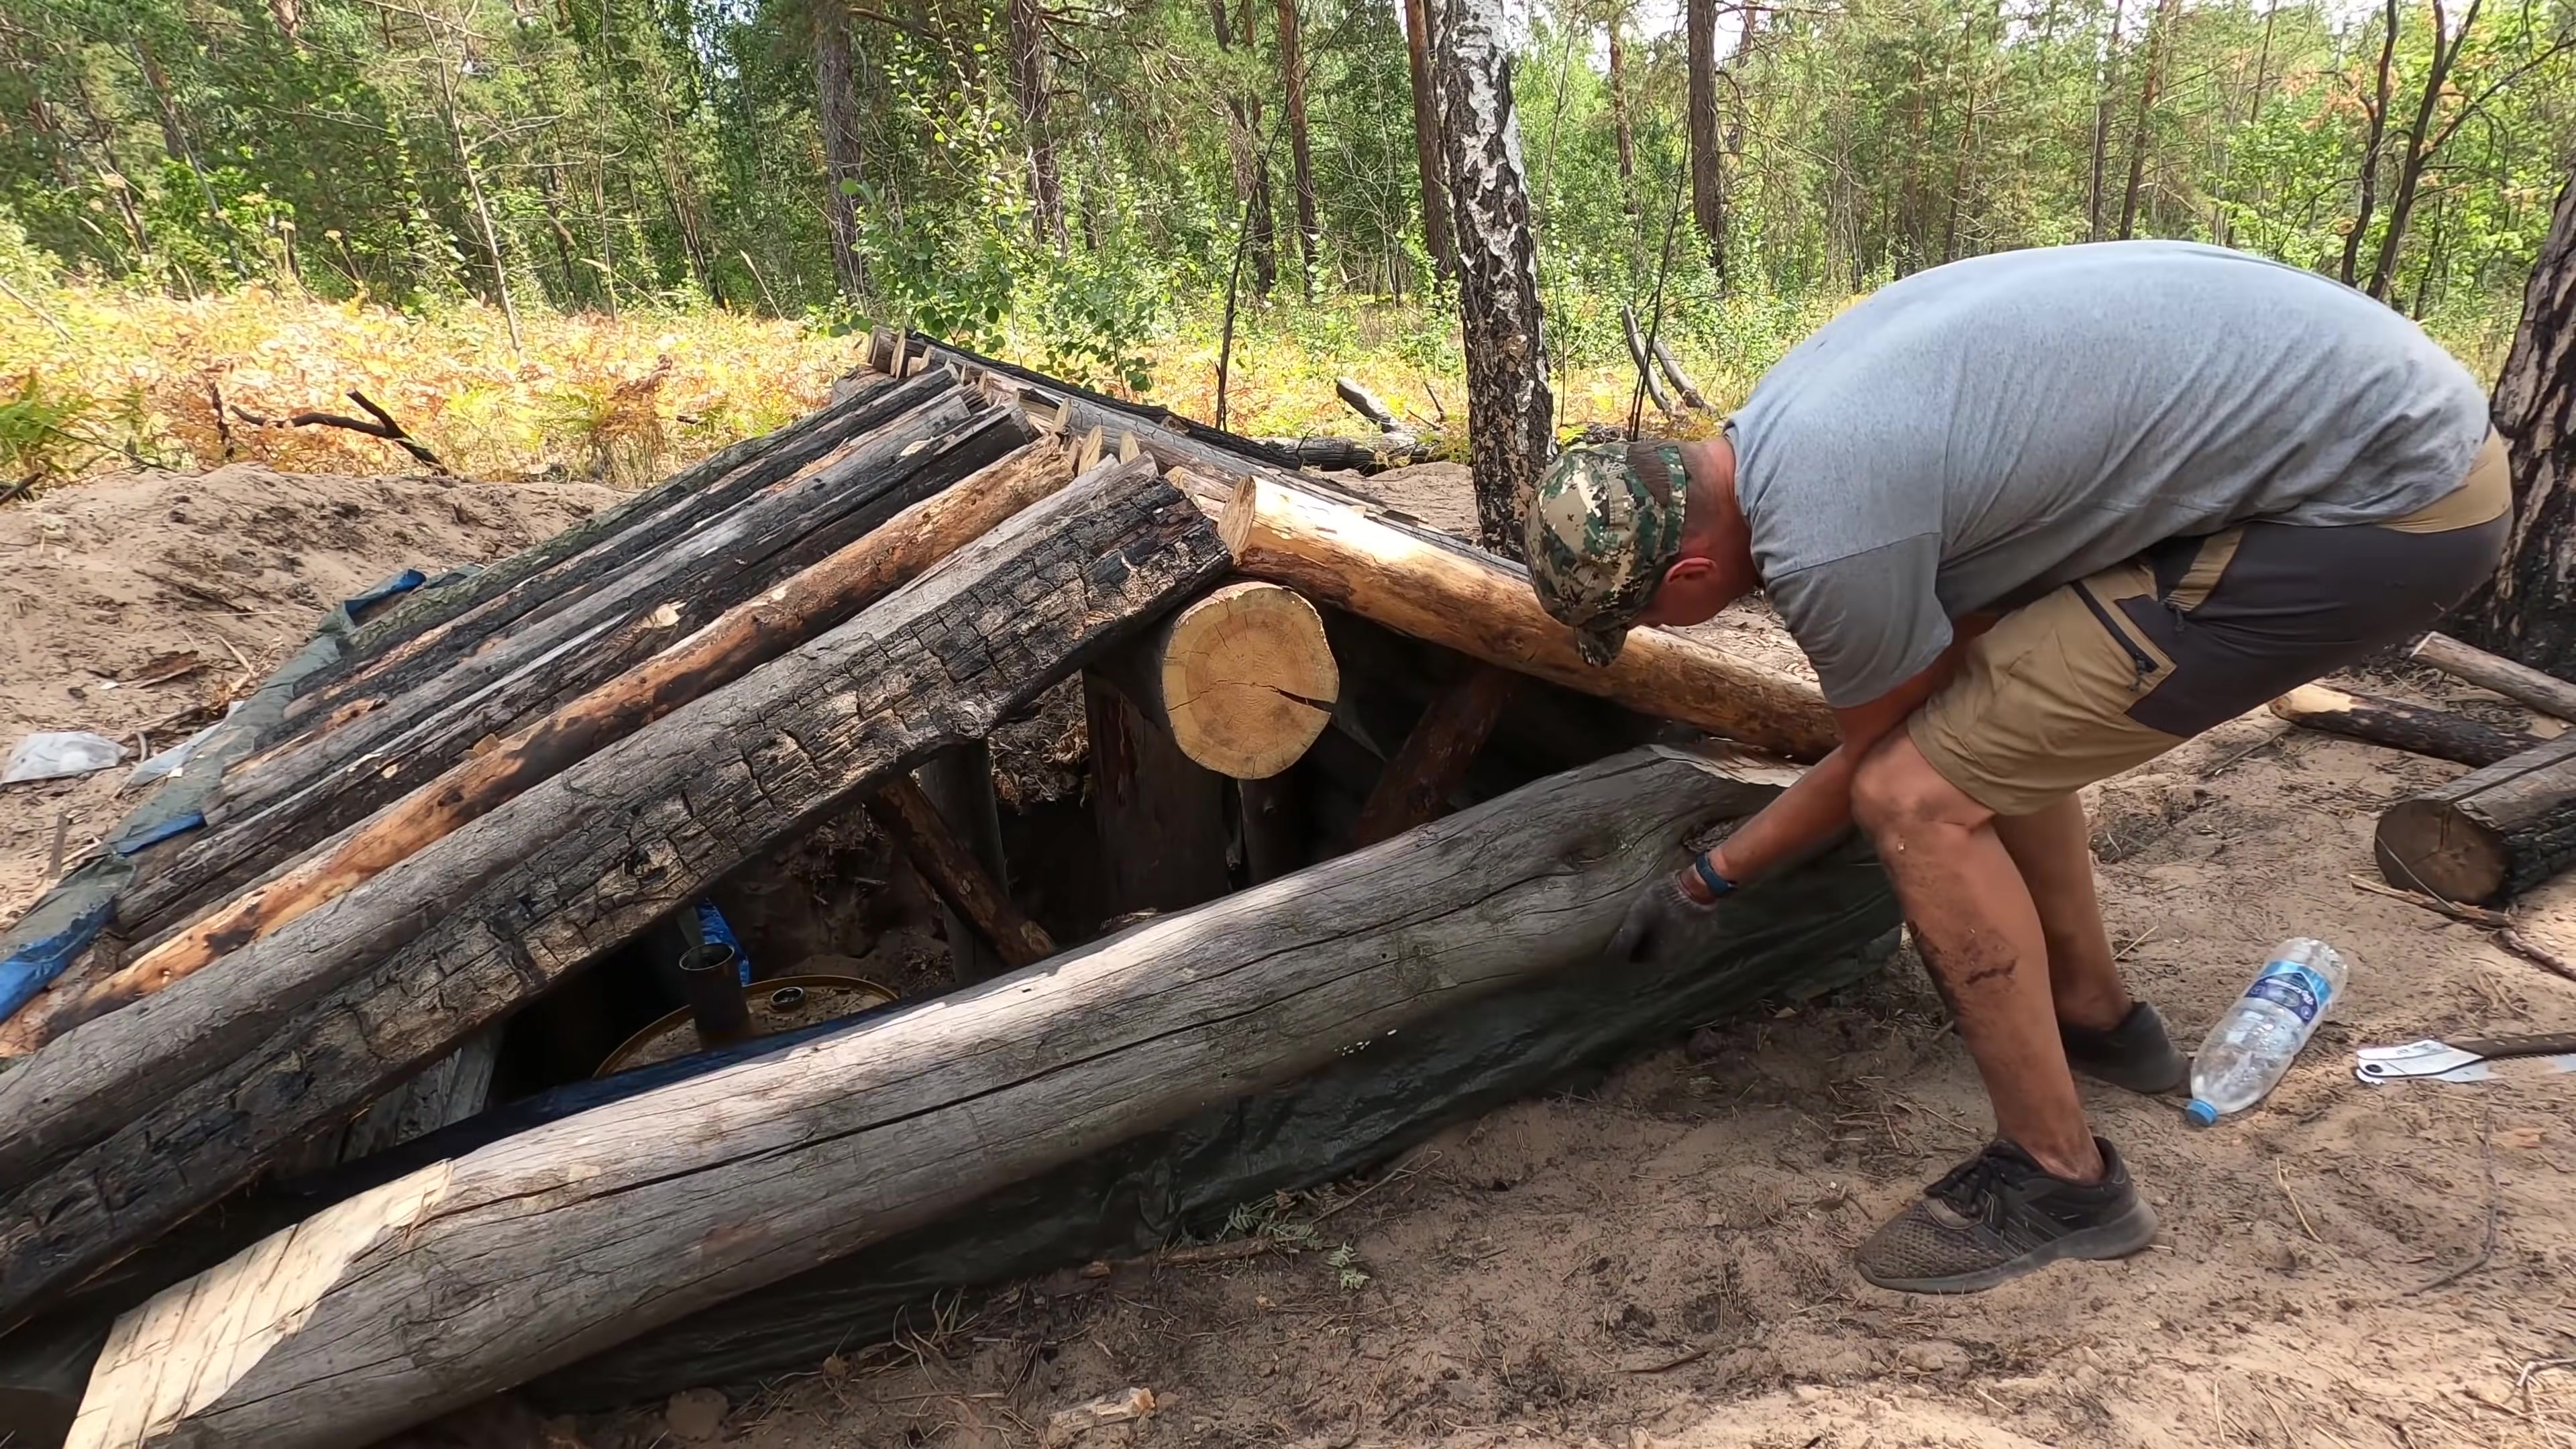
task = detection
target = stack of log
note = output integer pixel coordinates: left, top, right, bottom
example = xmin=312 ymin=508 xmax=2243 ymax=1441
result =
xmin=2265 ymin=633 xmax=2576 ymax=911
xmin=0 ymin=333 xmax=1862 ymax=1449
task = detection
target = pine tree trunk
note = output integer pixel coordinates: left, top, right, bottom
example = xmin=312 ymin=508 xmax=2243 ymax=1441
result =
xmin=2453 ymin=169 xmax=2576 ymax=678
xmin=2114 ymin=0 xmax=2177 ymax=240
xmin=2365 ymin=7 xmax=2473 ymax=301
xmin=1007 ymin=0 xmax=1068 ymax=250
xmin=1434 ymin=0 xmax=1554 ymax=557
xmin=2086 ymin=0 xmax=2125 ymax=241
xmin=2341 ymin=0 xmax=2400 ymax=287
xmin=1404 ymin=0 xmax=1456 ymax=281
xmin=1685 ymin=0 xmax=1725 ymax=282
xmin=1211 ymin=0 xmax=1277 ymax=297
xmin=1276 ymin=0 xmax=1320 ymax=299
xmin=812 ymin=0 xmax=872 ymax=304
xmin=1607 ymin=15 xmax=1638 ymax=218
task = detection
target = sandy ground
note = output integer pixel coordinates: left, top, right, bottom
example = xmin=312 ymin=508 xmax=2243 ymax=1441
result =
xmin=5 ymin=464 xmax=2574 ymax=1449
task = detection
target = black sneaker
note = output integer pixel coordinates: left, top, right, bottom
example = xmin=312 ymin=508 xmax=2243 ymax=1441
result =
xmin=2061 ymin=1001 xmax=2190 ymax=1096
xmin=1854 ymin=1138 xmax=2158 ymax=1294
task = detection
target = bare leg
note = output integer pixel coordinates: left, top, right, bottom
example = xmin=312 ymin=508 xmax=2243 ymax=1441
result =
xmin=1991 ymin=794 xmax=2131 ymax=1034
xmin=1852 ymin=735 xmax=2102 ymax=1183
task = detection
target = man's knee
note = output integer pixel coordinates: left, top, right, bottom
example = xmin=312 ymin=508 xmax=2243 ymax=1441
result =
xmin=1851 ymin=734 xmax=1990 ymax=841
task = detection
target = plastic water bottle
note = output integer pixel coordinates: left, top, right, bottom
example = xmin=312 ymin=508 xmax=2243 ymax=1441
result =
xmin=2185 ymin=938 xmax=2349 ymax=1126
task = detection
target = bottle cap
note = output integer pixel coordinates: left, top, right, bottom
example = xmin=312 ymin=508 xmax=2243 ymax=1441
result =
xmin=2183 ymin=1099 xmax=2218 ymax=1127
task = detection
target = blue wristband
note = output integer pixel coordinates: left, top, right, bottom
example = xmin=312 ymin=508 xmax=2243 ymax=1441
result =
xmin=1690 ymin=853 xmax=1736 ymax=899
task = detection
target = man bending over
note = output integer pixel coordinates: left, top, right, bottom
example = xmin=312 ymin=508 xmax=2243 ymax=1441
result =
xmin=1527 ymin=239 xmax=2504 ymax=1294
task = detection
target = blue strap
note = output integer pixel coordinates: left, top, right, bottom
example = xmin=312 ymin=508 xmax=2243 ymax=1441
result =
xmin=1691 ymin=853 xmax=1737 ymax=900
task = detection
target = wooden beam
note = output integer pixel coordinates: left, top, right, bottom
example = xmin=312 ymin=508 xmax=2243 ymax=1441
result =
xmin=20 ymin=441 xmax=1076 ymax=1045
xmin=66 ymin=746 xmax=1808 ymax=1449
xmin=1216 ymin=473 xmax=1837 ymax=761
xmin=2267 ymin=684 xmax=2542 ymax=768
xmin=1237 ymin=775 xmax=1303 ymax=884
xmin=1351 ymin=663 xmax=1519 ymax=847
xmin=865 ymin=777 xmax=1055 ymax=972
xmin=1082 ymin=665 xmax=1234 ymax=918
xmin=0 ymin=460 xmax=1230 ymax=1321
xmin=914 ymin=742 xmax=1017 ymax=984
xmin=2410 ymin=631 xmax=2576 ymax=722
xmin=2377 ymin=731 xmax=2576 ymax=906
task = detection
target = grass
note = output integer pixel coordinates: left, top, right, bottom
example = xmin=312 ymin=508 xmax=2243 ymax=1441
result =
xmin=0 ymin=266 xmax=2520 ymax=494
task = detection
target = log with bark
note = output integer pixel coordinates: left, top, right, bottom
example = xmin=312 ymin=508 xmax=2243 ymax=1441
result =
xmin=2267 ymin=684 xmax=2542 ymax=767
xmin=64 ymin=744 xmax=1832 ymax=1449
xmin=17 ymin=440 xmax=1075 ymax=1045
xmin=2377 ymin=731 xmax=2576 ymax=906
xmin=0 ymin=458 xmax=1230 ymax=1320
xmin=2409 ymin=632 xmax=2576 ymax=722
xmin=1216 ymin=472 xmax=1837 ymax=760
xmin=109 ymin=380 xmax=1022 ymax=948
xmin=865 ymin=777 xmax=1055 ymax=971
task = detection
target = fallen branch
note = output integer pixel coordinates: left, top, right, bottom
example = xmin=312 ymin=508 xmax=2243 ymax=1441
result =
xmin=2495 ymin=928 xmax=2576 ymax=985
xmin=2346 ymin=873 xmax=2512 ymax=927
xmin=233 ymin=390 xmax=449 ymax=474
xmin=1621 ymin=304 xmax=1676 ymax=419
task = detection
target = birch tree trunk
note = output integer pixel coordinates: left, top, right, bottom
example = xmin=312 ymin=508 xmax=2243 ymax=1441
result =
xmin=1433 ymin=0 xmax=1554 ymax=559
xmin=2453 ymin=169 xmax=2576 ymax=679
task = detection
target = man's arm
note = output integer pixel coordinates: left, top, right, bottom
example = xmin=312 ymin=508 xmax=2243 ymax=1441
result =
xmin=1690 ymin=615 xmax=1995 ymax=895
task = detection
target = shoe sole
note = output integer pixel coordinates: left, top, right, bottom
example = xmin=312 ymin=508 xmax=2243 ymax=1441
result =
xmin=1858 ymin=1196 xmax=2161 ymax=1295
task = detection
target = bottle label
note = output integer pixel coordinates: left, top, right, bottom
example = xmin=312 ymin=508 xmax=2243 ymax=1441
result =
xmin=2243 ymin=958 xmax=2331 ymax=1024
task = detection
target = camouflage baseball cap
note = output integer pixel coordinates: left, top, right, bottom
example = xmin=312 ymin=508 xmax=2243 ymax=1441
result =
xmin=1524 ymin=441 xmax=1689 ymax=667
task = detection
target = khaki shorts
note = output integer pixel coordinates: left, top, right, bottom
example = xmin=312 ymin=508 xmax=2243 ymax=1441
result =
xmin=1911 ymin=431 xmax=2512 ymax=816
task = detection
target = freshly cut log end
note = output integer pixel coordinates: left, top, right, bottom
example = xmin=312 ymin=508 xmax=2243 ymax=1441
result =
xmin=1156 ymin=582 xmax=1338 ymax=780
xmin=2375 ymin=732 xmax=2576 ymax=906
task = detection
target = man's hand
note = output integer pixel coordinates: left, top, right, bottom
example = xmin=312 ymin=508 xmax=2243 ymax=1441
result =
xmin=1607 ymin=859 xmax=1727 ymax=964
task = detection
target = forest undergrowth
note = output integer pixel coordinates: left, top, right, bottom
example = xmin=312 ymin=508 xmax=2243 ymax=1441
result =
xmin=0 ymin=264 xmax=2520 ymax=496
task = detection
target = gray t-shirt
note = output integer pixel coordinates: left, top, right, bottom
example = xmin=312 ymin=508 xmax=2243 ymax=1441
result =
xmin=1728 ymin=240 xmax=2491 ymax=708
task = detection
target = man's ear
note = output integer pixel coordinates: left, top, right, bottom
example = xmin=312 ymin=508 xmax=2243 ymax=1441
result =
xmin=1663 ymin=555 xmax=1718 ymax=588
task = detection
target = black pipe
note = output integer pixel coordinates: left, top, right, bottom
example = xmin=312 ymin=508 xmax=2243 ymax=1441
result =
xmin=677 ymin=943 xmax=751 ymax=1048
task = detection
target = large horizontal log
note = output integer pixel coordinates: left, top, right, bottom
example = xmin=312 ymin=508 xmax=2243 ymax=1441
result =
xmin=2410 ymin=631 xmax=2576 ymax=722
xmin=22 ymin=439 xmax=1074 ymax=1045
xmin=1217 ymin=473 xmax=1837 ymax=761
xmin=2267 ymin=683 xmax=2542 ymax=767
xmin=0 ymin=458 xmax=1230 ymax=1315
xmin=70 ymin=744 xmax=1817 ymax=1449
xmin=2377 ymin=731 xmax=2576 ymax=906
xmin=112 ymin=382 xmax=1019 ymax=946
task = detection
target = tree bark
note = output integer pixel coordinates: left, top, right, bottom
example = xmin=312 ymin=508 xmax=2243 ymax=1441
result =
xmin=2114 ymin=0 xmax=2178 ymax=240
xmin=865 ymin=776 xmax=1054 ymax=971
xmin=2453 ymin=168 xmax=2576 ymax=678
xmin=2266 ymin=684 xmax=2540 ymax=768
xmin=1404 ymin=0 xmax=1456 ymax=281
xmin=1082 ymin=666 xmax=1234 ymax=918
xmin=23 ymin=441 xmax=1076 ymax=1044
xmin=1433 ymin=0 xmax=1554 ymax=557
xmin=2087 ymin=0 xmax=2126 ymax=241
xmin=0 ymin=462 xmax=1231 ymax=1322
xmin=2341 ymin=0 xmax=2401 ymax=288
xmin=1607 ymin=13 xmax=1638 ymax=218
xmin=2411 ymin=633 xmax=2576 ymax=723
xmin=63 ymin=747 xmax=1815 ymax=1449
xmin=914 ymin=742 xmax=1018 ymax=983
xmin=2377 ymin=732 xmax=2576 ymax=905
xmin=1216 ymin=473 xmax=1837 ymax=760
xmin=1006 ymin=0 xmax=1068 ymax=250
xmin=1275 ymin=0 xmax=1320 ymax=297
xmin=1685 ymin=0 xmax=1726 ymax=281
xmin=115 ymin=385 xmax=1021 ymax=949
xmin=814 ymin=0 xmax=873 ymax=303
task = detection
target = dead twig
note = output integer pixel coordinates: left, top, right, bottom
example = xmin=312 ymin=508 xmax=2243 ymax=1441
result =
xmin=233 ymin=389 xmax=448 ymax=474
xmin=2410 ymin=1109 xmax=2498 ymax=1295
xmin=46 ymin=808 xmax=70 ymax=880
xmin=2347 ymin=873 xmax=2512 ymax=928
xmin=1079 ymin=1238 xmax=1289 ymax=1279
xmin=2514 ymin=1356 xmax=2574 ymax=1413
xmin=2274 ymin=1161 xmax=2322 ymax=1244
xmin=2494 ymin=928 xmax=2576 ymax=986
xmin=1311 ymin=1147 xmax=1434 ymax=1224
xmin=1621 ymin=1343 xmax=1710 ymax=1374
